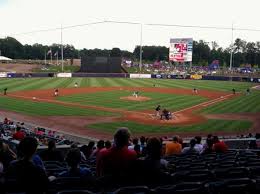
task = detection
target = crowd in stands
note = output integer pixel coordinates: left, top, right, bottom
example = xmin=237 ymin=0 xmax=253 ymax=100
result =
xmin=1 ymin=117 xmax=260 ymax=193
xmin=124 ymin=61 xmax=260 ymax=77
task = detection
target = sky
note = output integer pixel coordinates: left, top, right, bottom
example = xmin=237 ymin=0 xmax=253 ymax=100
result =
xmin=0 ymin=0 xmax=260 ymax=51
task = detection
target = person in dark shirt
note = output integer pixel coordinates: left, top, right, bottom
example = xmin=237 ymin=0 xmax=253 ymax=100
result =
xmin=0 ymin=140 xmax=16 ymax=172
xmin=130 ymin=137 xmax=169 ymax=186
xmin=246 ymin=88 xmax=250 ymax=95
xmin=160 ymin=109 xmax=170 ymax=120
xmin=232 ymin=88 xmax=236 ymax=94
xmin=39 ymin=140 xmax=64 ymax=162
xmin=58 ymin=148 xmax=92 ymax=178
xmin=155 ymin=105 xmax=161 ymax=117
xmin=5 ymin=137 xmax=48 ymax=194
xmin=4 ymin=88 xmax=7 ymax=95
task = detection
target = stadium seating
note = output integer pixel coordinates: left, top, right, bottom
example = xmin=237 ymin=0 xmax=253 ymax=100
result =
xmin=1 ymin=118 xmax=260 ymax=194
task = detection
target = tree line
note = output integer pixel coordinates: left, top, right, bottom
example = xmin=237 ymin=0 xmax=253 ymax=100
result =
xmin=0 ymin=37 xmax=260 ymax=67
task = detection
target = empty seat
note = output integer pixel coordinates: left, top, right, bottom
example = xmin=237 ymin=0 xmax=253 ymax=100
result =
xmin=112 ymin=186 xmax=152 ymax=194
xmin=206 ymin=178 xmax=256 ymax=194
xmin=56 ymin=190 xmax=94 ymax=194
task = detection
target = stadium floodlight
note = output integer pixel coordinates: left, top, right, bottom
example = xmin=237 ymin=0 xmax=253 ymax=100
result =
xmin=61 ymin=24 xmax=64 ymax=72
xmin=229 ymin=23 xmax=234 ymax=70
xmin=139 ymin=24 xmax=143 ymax=72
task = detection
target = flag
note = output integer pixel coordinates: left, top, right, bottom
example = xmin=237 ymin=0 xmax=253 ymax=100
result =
xmin=47 ymin=49 xmax=52 ymax=55
xmin=54 ymin=51 xmax=58 ymax=57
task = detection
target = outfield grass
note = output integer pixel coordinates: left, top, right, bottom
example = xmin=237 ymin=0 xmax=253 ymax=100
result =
xmin=0 ymin=78 xmax=255 ymax=92
xmin=0 ymin=96 xmax=116 ymax=116
xmin=88 ymin=120 xmax=252 ymax=134
xmin=58 ymin=90 xmax=207 ymax=111
xmin=201 ymin=90 xmax=260 ymax=114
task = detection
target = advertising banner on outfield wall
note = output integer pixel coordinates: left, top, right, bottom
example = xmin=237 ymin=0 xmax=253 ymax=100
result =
xmin=130 ymin=74 xmax=151 ymax=78
xmin=0 ymin=72 xmax=7 ymax=78
xmin=6 ymin=73 xmax=16 ymax=78
xmin=190 ymin=74 xmax=202 ymax=80
xmin=151 ymin=74 xmax=189 ymax=79
xmin=57 ymin=73 xmax=72 ymax=78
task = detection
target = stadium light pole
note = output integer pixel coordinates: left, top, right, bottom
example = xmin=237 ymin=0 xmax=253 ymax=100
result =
xmin=229 ymin=23 xmax=234 ymax=70
xmin=61 ymin=24 xmax=64 ymax=72
xmin=139 ymin=23 xmax=143 ymax=72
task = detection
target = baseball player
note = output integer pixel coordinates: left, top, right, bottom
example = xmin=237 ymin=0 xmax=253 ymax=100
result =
xmin=54 ymin=89 xmax=59 ymax=97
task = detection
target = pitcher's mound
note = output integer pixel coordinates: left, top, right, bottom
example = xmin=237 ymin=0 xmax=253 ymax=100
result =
xmin=120 ymin=96 xmax=151 ymax=102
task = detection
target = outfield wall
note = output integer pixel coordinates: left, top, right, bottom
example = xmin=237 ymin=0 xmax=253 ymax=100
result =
xmin=0 ymin=72 xmax=260 ymax=82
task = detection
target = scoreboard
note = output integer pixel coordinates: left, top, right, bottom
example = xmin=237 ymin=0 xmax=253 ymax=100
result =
xmin=169 ymin=38 xmax=193 ymax=62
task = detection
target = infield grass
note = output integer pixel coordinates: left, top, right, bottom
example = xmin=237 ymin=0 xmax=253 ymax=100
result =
xmin=57 ymin=90 xmax=207 ymax=111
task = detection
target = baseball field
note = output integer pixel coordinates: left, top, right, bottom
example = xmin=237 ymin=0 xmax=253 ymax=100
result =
xmin=0 ymin=78 xmax=259 ymax=139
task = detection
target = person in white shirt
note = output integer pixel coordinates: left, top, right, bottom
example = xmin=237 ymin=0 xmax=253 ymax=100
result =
xmin=194 ymin=136 xmax=203 ymax=153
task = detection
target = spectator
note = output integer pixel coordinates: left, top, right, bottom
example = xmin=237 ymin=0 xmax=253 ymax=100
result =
xmin=134 ymin=144 xmax=141 ymax=157
xmin=71 ymin=143 xmax=87 ymax=161
xmin=32 ymin=154 xmax=45 ymax=171
xmin=58 ymin=148 xmax=92 ymax=178
xmin=213 ymin=136 xmax=228 ymax=153
xmin=200 ymin=138 xmax=214 ymax=154
xmin=182 ymin=139 xmax=199 ymax=154
xmin=140 ymin=136 xmax=147 ymax=155
xmin=165 ymin=136 xmax=182 ymax=156
xmin=194 ymin=136 xmax=203 ymax=153
xmin=3 ymin=118 xmax=9 ymax=125
xmin=131 ymin=137 xmax=169 ymax=186
xmin=82 ymin=141 xmax=95 ymax=159
xmin=90 ymin=140 xmax=105 ymax=158
xmin=0 ymin=140 xmax=16 ymax=171
xmin=12 ymin=126 xmax=25 ymax=140
xmin=39 ymin=140 xmax=64 ymax=162
xmin=128 ymin=138 xmax=139 ymax=151
xmin=96 ymin=127 xmax=137 ymax=177
xmin=105 ymin=140 xmax=112 ymax=149
xmin=5 ymin=137 xmax=48 ymax=193
xmin=143 ymin=137 xmax=168 ymax=169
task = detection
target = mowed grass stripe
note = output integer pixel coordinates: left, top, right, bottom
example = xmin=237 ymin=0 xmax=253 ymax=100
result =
xmin=8 ymin=78 xmax=52 ymax=91
xmin=38 ymin=78 xmax=68 ymax=89
xmin=0 ymin=78 xmax=42 ymax=92
xmin=0 ymin=78 xmax=255 ymax=92
xmin=0 ymin=96 xmax=115 ymax=116
xmin=201 ymin=91 xmax=260 ymax=113
xmin=89 ymin=78 xmax=102 ymax=87
xmin=56 ymin=78 xmax=76 ymax=88
xmin=80 ymin=78 xmax=90 ymax=87
xmin=88 ymin=120 xmax=252 ymax=133
xmin=67 ymin=78 xmax=82 ymax=88
xmin=116 ymin=78 xmax=148 ymax=87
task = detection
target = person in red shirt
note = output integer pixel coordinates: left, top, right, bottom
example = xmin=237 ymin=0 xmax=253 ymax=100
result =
xmin=96 ymin=127 xmax=137 ymax=177
xmin=213 ymin=136 xmax=228 ymax=153
xmin=13 ymin=126 xmax=25 ymax=141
